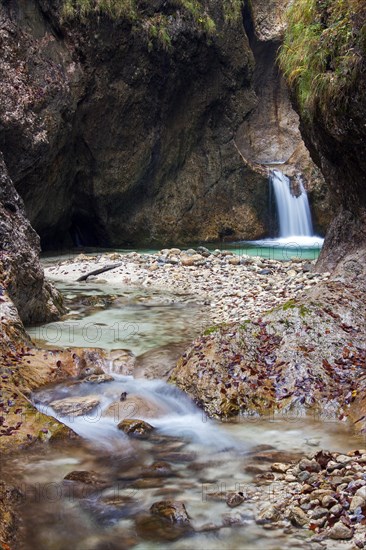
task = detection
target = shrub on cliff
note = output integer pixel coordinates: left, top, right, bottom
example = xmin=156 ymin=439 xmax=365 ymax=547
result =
xmin=279 ymin=0 xmax=366 ymax=119
xmin=62 ymin=0 xmax=244 ymax=48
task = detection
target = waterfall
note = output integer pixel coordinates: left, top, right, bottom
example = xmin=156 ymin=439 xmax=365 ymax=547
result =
xmin=270 ymin=169 xmax=314 ymax=238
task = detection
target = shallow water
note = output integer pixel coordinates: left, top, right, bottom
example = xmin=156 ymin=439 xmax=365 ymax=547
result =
xmin=15 ymin=281 xmax=360 ymax=549
xmin=27 ymin=282 xmax=205 ymax=355
xmin=40 ymin=236 xmax=323 ymax=265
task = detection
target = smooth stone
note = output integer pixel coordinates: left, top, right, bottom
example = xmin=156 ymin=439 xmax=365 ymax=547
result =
xmin=328 ymin=522 xmax=353 ymax=540
xmin=82 ymin=373 xmax=114 ymax=384
xmin=310 ymin=507 xmax=328 ymax=519
xmin=329 ymin=504 xmax=343 ymax=516
xmin=289 ymin=506 xmax=309 ymax=527
xmin=50 ymin=396 xmax=101 ymax=417
xmin=271 ymin=463 xmax=290 ymax=474
xmin=350 ymin=494 xmax=366 ymax=512
xmin=103 ymin=395 xmax=166 ymax=421
xmin=356 ymin=486 xmax=366 ymax=499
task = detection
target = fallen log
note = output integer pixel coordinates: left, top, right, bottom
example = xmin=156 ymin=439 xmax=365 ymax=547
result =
xmin=76 ymin=263 xmax=123 ymax=282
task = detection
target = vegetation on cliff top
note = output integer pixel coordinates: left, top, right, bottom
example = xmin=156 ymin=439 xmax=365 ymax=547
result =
xmin=63 ymin=0 xmax=244 ymax=49
xmin=279 ymin=0 xmax=366 ymax=119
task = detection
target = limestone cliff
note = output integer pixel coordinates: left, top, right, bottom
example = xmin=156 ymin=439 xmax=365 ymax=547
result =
xmin=0 ymin=0 xmax=328 ymax=249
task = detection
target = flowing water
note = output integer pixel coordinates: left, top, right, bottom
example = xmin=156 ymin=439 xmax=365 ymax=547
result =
xmin=270 ymin=169 xmax=313 ymax=239
xmin=5 ymin=281 xmax=360 ymax=549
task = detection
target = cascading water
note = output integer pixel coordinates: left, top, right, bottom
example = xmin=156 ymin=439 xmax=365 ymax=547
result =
xmin=270 ymin=169 xmax=313 ymax=238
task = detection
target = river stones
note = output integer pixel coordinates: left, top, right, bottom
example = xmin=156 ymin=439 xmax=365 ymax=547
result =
xmin=117 ymin=419 xmax=155 ymax=438
xmin=50 ymin=395 xmax=101 ymax=417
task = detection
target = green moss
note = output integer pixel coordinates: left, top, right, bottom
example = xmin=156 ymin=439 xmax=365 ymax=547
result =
xmin=203 ymin=325 xmax=220 ymax=335
xmin=282 ymin=299 xmax=297 ymax=311
xmin=62 ymin=0 xmax=244 ymax=49
xmin=299 ymin=304 xmax=310 ymax=317
xmin=278 ymin=0 xmax=365 ymax=119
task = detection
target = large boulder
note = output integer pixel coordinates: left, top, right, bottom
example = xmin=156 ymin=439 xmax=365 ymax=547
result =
xmin=169 ymin=280 xmax=366 ymax=428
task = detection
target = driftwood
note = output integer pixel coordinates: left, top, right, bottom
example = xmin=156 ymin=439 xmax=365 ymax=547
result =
xmin=76 ymin=263 xmax=123 ymax=282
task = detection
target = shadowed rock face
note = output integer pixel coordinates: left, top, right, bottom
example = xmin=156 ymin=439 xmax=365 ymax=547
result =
xmin=0 ymin=0 xmax=329 ymax=249
xmin=0 ymin=154 xmax=64 ymax=324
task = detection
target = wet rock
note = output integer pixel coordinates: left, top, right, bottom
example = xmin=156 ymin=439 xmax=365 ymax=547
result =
xmin=104 ymin=395 xmax=166 ymax=421
xmin=117 ymin=419 xmax=155 ymax=439
xmin=50 ymin=396 xmax=101 ymax=417
xmin=328 ymin=522 xmax=354 ymax=540
xmin=64 ymin=471 xmax=106 ymax=486
xmin=82 ymin=374 xmax=114 ymax=384
xmin=222 ymin=512 xmax=247 ymax=526
xmin=131 ymin=478 xmax=166 ymax=489
xmin=141 ymin=462 xmax=174 ymax=478
xmin=271 ymin=463 xmax=290 ymax=474
xmin=135 ymin=513 xmax=191 ymax=542
xmin=108 ymin=350 xmax=136 ymax=376
xmin=226 ymin=492 xmax=245 ymax=508
xmin=150 ymin=501 xmax=191 ymax=525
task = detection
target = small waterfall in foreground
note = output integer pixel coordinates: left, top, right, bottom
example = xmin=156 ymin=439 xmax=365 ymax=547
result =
xmin=271 ymin=169 xmax=314 ymax=238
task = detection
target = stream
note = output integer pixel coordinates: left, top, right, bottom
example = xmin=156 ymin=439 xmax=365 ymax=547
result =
xmin=4 ymin=278 xmax=363 ymax=549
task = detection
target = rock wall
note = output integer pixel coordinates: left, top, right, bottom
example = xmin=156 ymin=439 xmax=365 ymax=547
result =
xmin=235 ymin=0 xmax=331 ymax=235
xmin=279 ymin=0 xmax=366 ymax=275
xmin=0 ymin=0 xmax=329 ymax=249
xmin=0 ymin=154 xmax=64 ymax=324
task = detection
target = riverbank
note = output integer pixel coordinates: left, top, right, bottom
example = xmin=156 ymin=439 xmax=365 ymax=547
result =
xmin=45 ymin=248 xmax=330 ymax=326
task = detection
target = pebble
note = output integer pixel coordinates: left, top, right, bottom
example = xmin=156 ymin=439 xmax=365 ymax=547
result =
xmin=328 ymin=522 xmax=353 ymax=540
xmin=350 ymin=495 xmax=365 ymax=512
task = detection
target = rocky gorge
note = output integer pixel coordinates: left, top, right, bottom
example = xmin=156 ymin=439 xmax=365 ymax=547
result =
xmin=0 ymin=0 xmax=365 ymax=549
